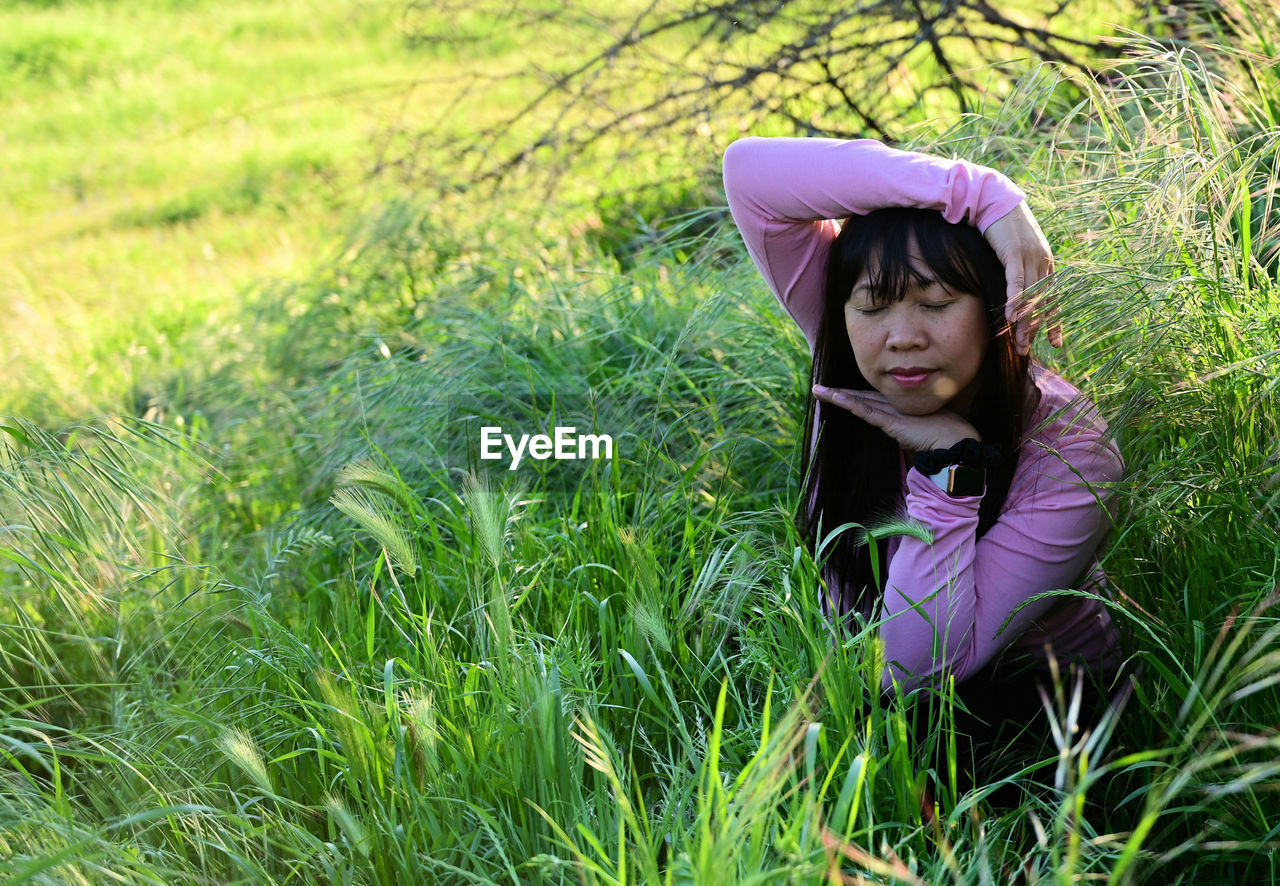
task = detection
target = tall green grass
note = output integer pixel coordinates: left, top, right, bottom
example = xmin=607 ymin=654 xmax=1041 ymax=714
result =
xmin=4 ymin=11 xmax=1280 ymax=886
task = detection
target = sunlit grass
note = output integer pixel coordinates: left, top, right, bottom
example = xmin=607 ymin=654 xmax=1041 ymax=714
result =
xmin=2 ymin=1 xmax=1280 ymax=883
xmin=0 ymin=0 xmax=602 ymax=421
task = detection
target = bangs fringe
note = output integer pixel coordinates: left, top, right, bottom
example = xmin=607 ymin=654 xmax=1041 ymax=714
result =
xmin=833 ymin=210 xmax=992 ymax=308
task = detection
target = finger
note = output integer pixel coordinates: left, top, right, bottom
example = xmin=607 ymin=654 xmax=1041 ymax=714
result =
xmin=1038 ymin=256 xmax=1062 ymax=349
xmin=1009 ymin=290 xmax=1031 ymax=357
xmin=813 ymin=385 xmax=868 ymax=412
xmin=850 ymin=390 xmax=891 ymax=407
xmin=1004 ymin=269 xmax=1024 ymax=331
xmin=1017 ymin=269 xmax=1043 ymax=355
xmin=813 ymin=385 xmax=880 ymax=404
xmin=1047 ymin=304 xmax=1063 ymax=349
xmin=1017 ymin=259 xmax=1057 ymax=354
xmin=812 ymin=384 xmax=857 ymax=411
xmin=1004 ymin=263 xmax=1031 ymax=355
xmin=812 ymin=386 xmax=893 ymax=426
xmin=845 ymin=399 xmax=895 ymax=431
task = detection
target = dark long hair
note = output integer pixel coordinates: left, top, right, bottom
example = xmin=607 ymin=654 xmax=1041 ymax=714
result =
xmin=798 ymin=207 xmax=1036 ymax=620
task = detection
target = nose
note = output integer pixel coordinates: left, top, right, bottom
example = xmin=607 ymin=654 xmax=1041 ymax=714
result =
xmin=884 ymin=309 xmax=927 ymax=350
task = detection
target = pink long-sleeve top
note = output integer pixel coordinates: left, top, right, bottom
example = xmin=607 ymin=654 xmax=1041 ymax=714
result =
xmin=722 ymin=137 xmax=1123 ymax=693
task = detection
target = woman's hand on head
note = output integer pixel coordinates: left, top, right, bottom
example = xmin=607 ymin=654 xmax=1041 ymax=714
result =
xmin=812 ymin=386 xmax=980 ymax=453
xmin=984 ymin=201 xmax=1059 ymax=355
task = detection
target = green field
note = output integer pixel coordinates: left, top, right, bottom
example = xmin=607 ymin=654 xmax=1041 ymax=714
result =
xmin=3 ymin=0 xmax=1280 ymax=882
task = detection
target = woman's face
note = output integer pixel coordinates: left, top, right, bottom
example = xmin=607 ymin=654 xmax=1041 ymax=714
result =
xmin=844 ymin=255 xmax=989 ymax=418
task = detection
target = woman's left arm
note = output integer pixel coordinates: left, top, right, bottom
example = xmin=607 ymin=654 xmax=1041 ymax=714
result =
xmin=876 ymin=431 xmax=1123 ymax=693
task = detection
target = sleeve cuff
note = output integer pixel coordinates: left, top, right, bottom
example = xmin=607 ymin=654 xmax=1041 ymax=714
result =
xmin=905 ymin=467 xmax=984 ymax=512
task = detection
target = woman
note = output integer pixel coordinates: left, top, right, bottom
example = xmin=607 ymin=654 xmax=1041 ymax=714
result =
xmin=722 ymin=136 xmax=1125 ymax=792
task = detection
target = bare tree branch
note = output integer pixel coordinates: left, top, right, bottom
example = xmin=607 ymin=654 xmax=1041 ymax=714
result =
xmin=394 ymin=0 xmax=1139 ymax=220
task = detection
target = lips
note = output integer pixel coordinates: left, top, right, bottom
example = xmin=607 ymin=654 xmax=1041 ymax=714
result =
xmin=887 ymin=367 xmax=935 ymax=388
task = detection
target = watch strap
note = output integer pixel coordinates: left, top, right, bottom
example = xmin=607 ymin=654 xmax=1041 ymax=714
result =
xmin=913 ymin=438 xmax=1000 ymax=475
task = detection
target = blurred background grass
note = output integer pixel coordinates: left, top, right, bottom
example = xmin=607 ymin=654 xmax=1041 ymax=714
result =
xmin=3 ymin=0 xmax=1280 ymax=883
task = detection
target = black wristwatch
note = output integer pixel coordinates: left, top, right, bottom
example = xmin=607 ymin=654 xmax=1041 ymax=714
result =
xmin=924 ymin=463 xmax=986 ymax=496
xmin=914 ymin=438 xmax=998 ymax=498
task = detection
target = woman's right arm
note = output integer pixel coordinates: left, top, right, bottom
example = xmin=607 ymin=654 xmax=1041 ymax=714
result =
xmin=722 ymin=137 xmax=1030 ymax=348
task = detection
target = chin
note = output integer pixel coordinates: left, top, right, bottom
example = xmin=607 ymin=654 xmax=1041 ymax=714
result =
xmin=888 ymin=396 xmax=948 ymax=416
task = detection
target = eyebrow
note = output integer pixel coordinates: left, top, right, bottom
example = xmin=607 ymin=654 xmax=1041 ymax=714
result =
xmin=851 ymin=273 xmax=938 ymax=295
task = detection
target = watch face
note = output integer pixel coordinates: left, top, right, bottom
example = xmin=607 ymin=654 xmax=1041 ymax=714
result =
xmin=949 ymin=465 xmax=985 ymax=496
